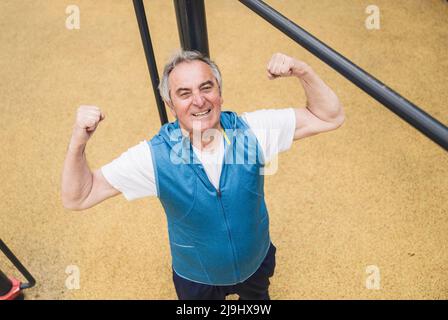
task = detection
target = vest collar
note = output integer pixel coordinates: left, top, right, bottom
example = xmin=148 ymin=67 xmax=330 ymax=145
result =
xmin=158 ymin=111 xmax=238 ymax=191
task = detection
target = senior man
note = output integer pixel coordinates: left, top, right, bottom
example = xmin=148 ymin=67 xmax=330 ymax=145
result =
xmin=61 ymin=50 xmax=345 ymax=300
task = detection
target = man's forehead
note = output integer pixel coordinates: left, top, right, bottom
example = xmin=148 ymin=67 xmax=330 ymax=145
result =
xmin=169 ymin=60 xmax=215 ymax=87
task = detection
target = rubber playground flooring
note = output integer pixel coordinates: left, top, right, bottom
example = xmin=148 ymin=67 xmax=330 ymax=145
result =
xmin=0 ymin=0 xmax=447 ymax=299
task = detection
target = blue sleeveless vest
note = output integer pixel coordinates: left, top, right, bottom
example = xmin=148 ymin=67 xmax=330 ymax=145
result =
xmin=148 ymin=111 xmax=271 ymax=285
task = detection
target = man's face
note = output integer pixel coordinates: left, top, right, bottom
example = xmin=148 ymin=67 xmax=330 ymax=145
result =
xmin=168 ymin=60 xmax=223 ymax=135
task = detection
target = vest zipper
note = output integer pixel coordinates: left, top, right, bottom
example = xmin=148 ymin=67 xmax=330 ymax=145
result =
xmin=216 ymin=188 xmax=240 ymax=281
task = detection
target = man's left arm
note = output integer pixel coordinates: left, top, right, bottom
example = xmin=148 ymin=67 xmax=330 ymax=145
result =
xmin=267 ymin=53 xmax=345 ymax=140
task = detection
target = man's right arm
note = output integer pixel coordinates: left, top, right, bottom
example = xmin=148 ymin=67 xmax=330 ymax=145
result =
xmin=61 ymin=106 xmax=120 ymax=211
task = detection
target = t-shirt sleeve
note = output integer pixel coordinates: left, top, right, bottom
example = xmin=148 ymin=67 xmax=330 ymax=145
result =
xmin=240 ymin=108 xmax=296 ymax=163
xmin=101 ymin=140 xmax=157 ymax=200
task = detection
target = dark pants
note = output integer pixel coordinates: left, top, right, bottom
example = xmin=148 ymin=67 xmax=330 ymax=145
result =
xmin=173 ymin=243 xmax=276 ymax=300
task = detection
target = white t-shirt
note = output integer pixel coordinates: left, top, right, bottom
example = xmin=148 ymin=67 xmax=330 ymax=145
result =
xmin=101 ymin=108 xmax=296 ymax=200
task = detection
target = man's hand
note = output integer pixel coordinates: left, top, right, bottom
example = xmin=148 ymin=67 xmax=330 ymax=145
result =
xmin=266 ymin=52 xmax=309 ymax=79
xmin=70 ymin=105 xmax=105 ymax=149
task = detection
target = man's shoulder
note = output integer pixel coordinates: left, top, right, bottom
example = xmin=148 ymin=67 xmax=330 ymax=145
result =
xmin=123 ymin=140 xmax=152 ymax=156
xmin=239 ymin=108 xmax=294 ymax=128
xmin=149 ymin=134 xmax=164 ymax=146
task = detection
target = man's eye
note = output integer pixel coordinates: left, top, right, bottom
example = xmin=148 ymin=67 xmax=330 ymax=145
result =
xmin=202 ymin=86 xmax=212 ymax=90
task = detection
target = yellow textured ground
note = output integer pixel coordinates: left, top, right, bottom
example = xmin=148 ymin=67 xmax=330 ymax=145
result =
xmin=0 ymin=0 xmax=447 ymax=299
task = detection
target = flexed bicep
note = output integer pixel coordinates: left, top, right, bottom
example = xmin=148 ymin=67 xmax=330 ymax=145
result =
xmin=293 ymin=107 xmax=344 ymax=140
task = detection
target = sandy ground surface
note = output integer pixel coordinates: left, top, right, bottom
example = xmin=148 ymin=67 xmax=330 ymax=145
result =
xmin=0 ymin=0 xmax=447 ymax=299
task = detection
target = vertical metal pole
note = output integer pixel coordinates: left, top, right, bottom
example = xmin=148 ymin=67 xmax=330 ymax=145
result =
xmin=133 ymin=0 xmax=168 ymax=125
xmin=0 ymin=270 xmax=12 ymax=296
xmin=173 ymin=0 xmax=210 ymax=57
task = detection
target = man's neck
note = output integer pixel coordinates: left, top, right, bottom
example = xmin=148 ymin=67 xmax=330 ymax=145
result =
xmin=184 ymin=124 xmax=223 ymax=151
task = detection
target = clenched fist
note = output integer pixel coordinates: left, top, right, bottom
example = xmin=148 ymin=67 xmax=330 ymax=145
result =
xmin=266 ymin=52 xmax=309 ymax=79
xmin=71 ymin=105 xmax=105 ymax=146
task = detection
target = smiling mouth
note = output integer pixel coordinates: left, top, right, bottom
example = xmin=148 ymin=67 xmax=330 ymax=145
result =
xmin=192 ymin=109 xmax=211 ymax=117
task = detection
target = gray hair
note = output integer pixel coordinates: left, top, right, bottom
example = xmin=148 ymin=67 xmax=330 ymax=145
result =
xmin=158 ymin=50 xmax=222 ymax=105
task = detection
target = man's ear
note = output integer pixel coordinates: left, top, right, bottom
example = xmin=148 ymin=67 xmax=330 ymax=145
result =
xmin=219 ymin=95 xmax=224 ymax=106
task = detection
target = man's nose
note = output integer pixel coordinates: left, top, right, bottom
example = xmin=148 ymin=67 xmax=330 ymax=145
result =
xmin=192 ymin=93 xmax=205 ymax=107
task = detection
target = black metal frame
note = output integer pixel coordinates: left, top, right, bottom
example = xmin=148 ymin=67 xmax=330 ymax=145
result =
xmin=133 ymin=0 xmax=168 ymax=125
xmin=174 ymin=0 xmax=210 ymax=57
xmin=239 ymin=0 xmax=448 ymax=151
xmin=133 ymin=0 xmax=447 ymax=150
xmin=0 ymin=239 xmax=36 ymax=297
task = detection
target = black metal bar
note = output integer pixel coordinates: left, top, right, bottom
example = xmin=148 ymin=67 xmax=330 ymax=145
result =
xmin=239 ymin=0 xmax=448 ymax=151
xmin=0 ymin=239 xmax=36 ymax=290
xmin=133 ymin=0 xmax=168 ymax=125
xmin=173 ymin=0 xmax=210 ymax=56
xmin=0 ymin=269 xmax=12 ymax=296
